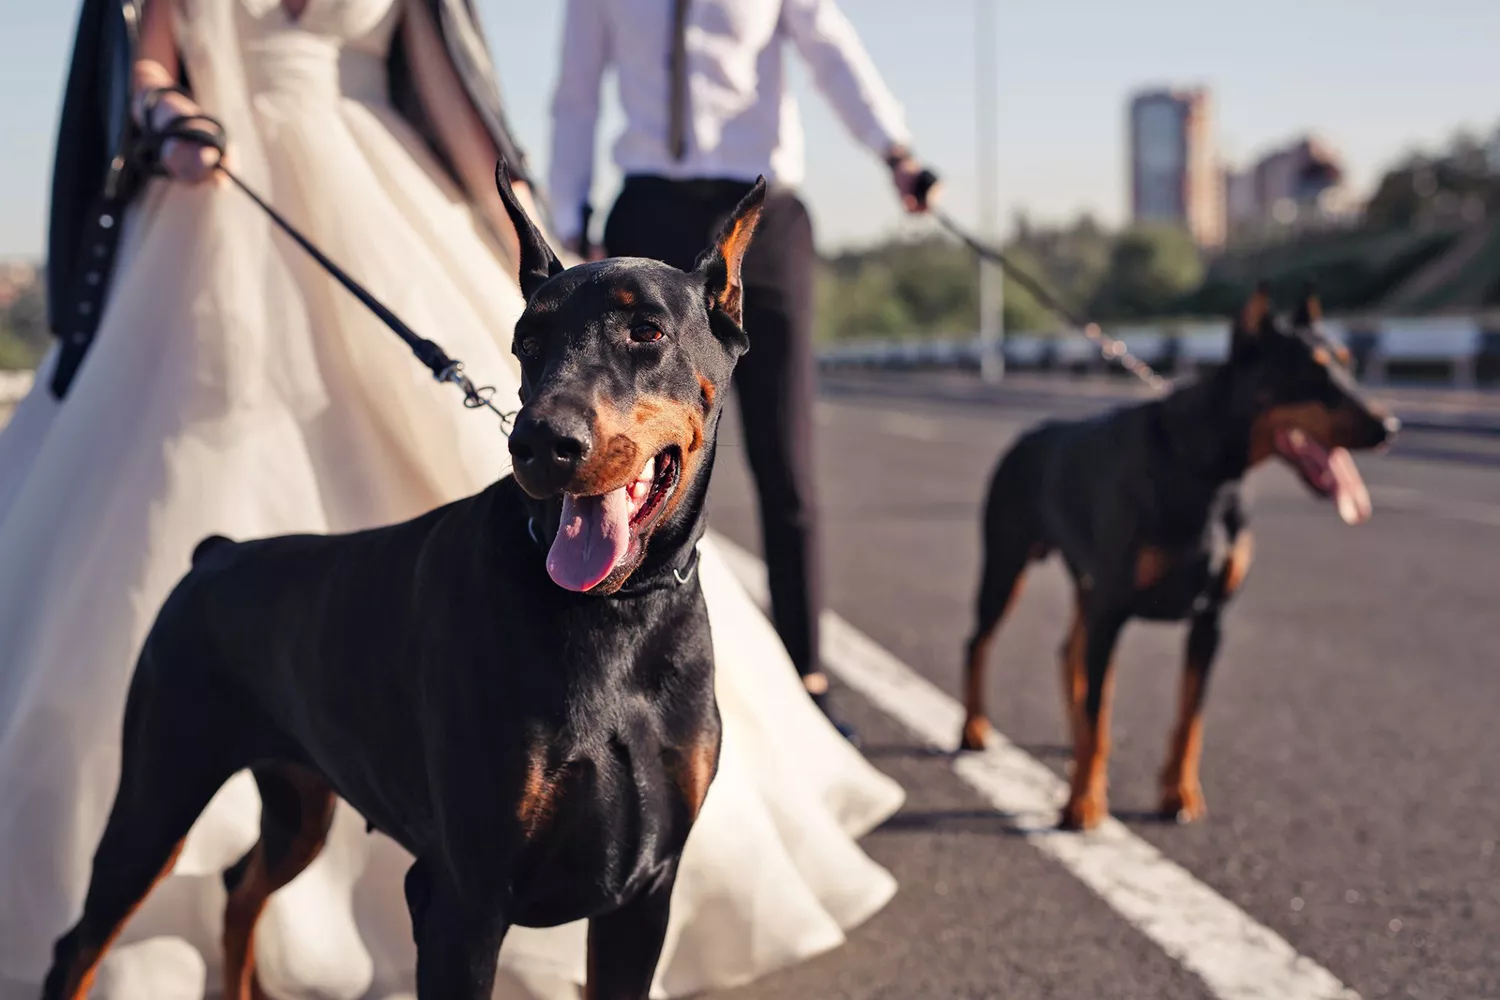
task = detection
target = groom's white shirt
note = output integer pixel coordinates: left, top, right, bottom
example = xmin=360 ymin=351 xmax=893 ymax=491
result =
xmin=548 ymin=0 xmax=912 ymax=243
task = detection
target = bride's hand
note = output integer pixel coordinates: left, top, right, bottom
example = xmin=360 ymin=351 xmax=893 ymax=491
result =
xmin=137 ymin=88 xmax=224 ymax=186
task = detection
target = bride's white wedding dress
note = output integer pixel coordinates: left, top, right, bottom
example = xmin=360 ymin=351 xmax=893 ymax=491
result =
xmin=0 ymin=1 xmax=901 ymax=997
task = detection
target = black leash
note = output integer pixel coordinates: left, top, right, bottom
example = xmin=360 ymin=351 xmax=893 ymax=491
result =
xmin=138 ymin=89 xmax=516 ymax=432
xmin=912 ymin=169 xmax=1167 ymax=392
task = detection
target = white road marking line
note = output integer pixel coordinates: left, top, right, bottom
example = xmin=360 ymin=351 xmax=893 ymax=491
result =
xmin=715 ymin=536 xmax=1360 ymax=1000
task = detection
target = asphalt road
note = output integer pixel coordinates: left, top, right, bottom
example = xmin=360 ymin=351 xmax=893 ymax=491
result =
xmin=1 ymin=370 xmax=1494 ymax=999
xmin=706 ymin=371 xmax=1500 ymax=1000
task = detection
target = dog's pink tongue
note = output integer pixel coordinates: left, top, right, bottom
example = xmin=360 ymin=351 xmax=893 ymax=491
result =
xmin=1328 ymin=446 xmax=1373 ymax=526
xmin=547 ymin=488 xmax=632 ymax=591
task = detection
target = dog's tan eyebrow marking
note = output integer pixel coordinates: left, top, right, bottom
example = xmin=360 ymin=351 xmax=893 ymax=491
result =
xmin=611 ymin=288 xmax=637 ymax=307
xmin=697 ymin=374 xmax=716 ymax=410
xmin=1312 ymin=347 xmax=1332 ymax=367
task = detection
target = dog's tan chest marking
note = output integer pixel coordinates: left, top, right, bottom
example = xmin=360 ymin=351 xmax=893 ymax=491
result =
xmin=1220 ymin=530 xmax=1254 ymax=599
xmin=665 ymin=737 xmax=720 ymax=821
xmin=518 ymin=743 xmax=566 ymax=839
xmin=1134 ymin=545 xmax=1173 ymax=590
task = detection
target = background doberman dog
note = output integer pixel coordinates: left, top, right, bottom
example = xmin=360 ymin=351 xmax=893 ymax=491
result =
xmin=959 ymin=287 xmax=1400 ymax=831
xmin=40 ymin=167 xmax=767 ymax=1000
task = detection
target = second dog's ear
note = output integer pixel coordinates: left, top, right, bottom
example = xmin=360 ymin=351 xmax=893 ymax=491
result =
xmin=495 ymin=160 xmax=565 ymax=300
xmin=696 ymin=178 xmax=767 ymax=328
xmin=1230 ymin=282 xmax=1272 ymax=363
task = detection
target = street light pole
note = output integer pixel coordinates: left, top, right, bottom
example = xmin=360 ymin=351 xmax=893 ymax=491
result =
xmin=976 ymin=0 xmax=1004 ymax=382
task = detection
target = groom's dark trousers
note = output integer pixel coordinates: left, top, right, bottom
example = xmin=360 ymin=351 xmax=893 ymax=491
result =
xmin=606 ymin=174 xmax=821 ymax=681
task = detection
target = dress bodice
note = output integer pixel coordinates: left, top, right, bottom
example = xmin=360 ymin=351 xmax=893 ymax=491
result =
xmin=236 ymin=0 xmax=401 ymax=55
xmin=183 ymin=0 xmax=404 ymax=105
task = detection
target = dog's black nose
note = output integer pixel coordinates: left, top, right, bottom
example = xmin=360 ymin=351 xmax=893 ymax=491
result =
xmin=509 ymin=409 xmax=592 ymax=497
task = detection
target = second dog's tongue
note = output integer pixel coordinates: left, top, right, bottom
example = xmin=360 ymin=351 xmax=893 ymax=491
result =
xmin=547 ymin=487 xmax=631 ymax=591
xmin=1327 ymin=446 xmax=1372 ymax=526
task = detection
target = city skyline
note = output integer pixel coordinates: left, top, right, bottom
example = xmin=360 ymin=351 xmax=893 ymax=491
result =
xmin=3 ymin=0 xmax=1500 ymax=258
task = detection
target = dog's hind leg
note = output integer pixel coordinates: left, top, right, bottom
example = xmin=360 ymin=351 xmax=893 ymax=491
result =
xmin=959 ymin=528 xmax=1039 ymax=752
xmin=1158 ymin=610 xmax=1221 ymax=824
xmin=41 ymin=657 xmax=242 ymax=1000
xmin=221 ymin=763 xmax=337 ymax=1000
xmin=1058 ymin=597 xmax=1087 ymax=753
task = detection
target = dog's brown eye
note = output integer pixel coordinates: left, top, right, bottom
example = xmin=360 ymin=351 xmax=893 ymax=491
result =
xmin=630 ymin=322 xmax=664 ymax=344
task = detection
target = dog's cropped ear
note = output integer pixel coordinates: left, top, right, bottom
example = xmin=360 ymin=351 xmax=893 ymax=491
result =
xmin=495 ymin=160 xmax=565 ymax=300
xmin=1230 ymin=282 xmax=1273 ymax=363
xmin=1293 ymin=282 xmax=1323 ymax=327
xmin=696 ymin=178 xmax=767 ymax=328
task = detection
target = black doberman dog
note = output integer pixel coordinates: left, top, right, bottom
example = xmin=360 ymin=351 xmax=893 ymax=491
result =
xmin=40 ymin=167 xmax=767 ymax=1000
xmin=959 ymin=287 xmax=1399 ymax=831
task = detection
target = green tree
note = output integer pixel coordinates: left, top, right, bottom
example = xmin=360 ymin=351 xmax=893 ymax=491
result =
xmin=0 ymin=275 xmax=48 ymax=370
xmin=1087 ymin=224 xmax=1203 ymax=320
xmin=816 ymin=236 xmax=979 ymax=343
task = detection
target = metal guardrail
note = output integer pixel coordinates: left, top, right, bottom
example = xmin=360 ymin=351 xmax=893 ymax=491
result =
xmin=5 ymin=317 xmax=1496 ymax=406
xmin=820 ymin=317 xmax=1500 ymax=388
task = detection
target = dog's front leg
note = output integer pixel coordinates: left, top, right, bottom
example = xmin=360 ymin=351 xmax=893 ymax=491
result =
xmin=584 ymin=861 xmax=680 ymax=1000
xmin=1159 ymin=609 xmax=1221 ymax=823
xmin=406 ymin=859 xmax=510 ymax=999
xmin=1059 ymin=609 xmax=1126 ymax=831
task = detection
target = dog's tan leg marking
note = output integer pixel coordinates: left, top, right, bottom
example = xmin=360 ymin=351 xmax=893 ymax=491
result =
xmin=54 ymin=840 xmax=186 ymax=1000
xmin=1060 ymin=616 xmax=1115 ymax=832
xmin=1159 ymin=663 xmax=1209 ymax=823
xmin=222 ymin=768 xmax=336 ymax=1000
xmin=1058 ymin=599 xmax=1087 ymax=749
xmin=960 ymin=568 xmax=1029 ymax=751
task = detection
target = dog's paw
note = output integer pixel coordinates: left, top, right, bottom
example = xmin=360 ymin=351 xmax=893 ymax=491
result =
xmin=1057 ymin=791 xmax=1108 ymax=831
xmin=1159 ymin=783 xmax=1207 ymax=824
xmin=959 ymin=715 xmax=992 ymax=751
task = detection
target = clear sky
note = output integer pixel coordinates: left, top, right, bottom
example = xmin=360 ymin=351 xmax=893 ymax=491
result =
xmin=2 ymin=0 xmax=1498 ymax=258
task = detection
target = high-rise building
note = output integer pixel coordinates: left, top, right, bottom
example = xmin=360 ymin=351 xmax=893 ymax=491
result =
xmin=1128 ymin=88 xmax=1224 ymax=248
xmin=1224 ymin=135 xmax=1354 ymax=235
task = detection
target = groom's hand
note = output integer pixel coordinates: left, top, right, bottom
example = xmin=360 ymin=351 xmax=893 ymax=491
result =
xmin=887 ymin=147 xmax=940 ymax=214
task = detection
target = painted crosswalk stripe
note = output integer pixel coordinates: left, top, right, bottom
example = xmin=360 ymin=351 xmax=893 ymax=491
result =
xmin=717 ymin=535 xmax=1359 ymax=1000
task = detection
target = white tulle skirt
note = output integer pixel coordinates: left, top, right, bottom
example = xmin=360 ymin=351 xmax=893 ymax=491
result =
xmin=0 ymin=49 xmax=899 ymax=1000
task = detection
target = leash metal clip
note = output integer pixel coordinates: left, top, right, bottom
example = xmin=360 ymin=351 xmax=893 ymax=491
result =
xmin=438 ymin=362 xmax=516 ymax=436
xmin=138 ymin=104 xmax=519 ymax=438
